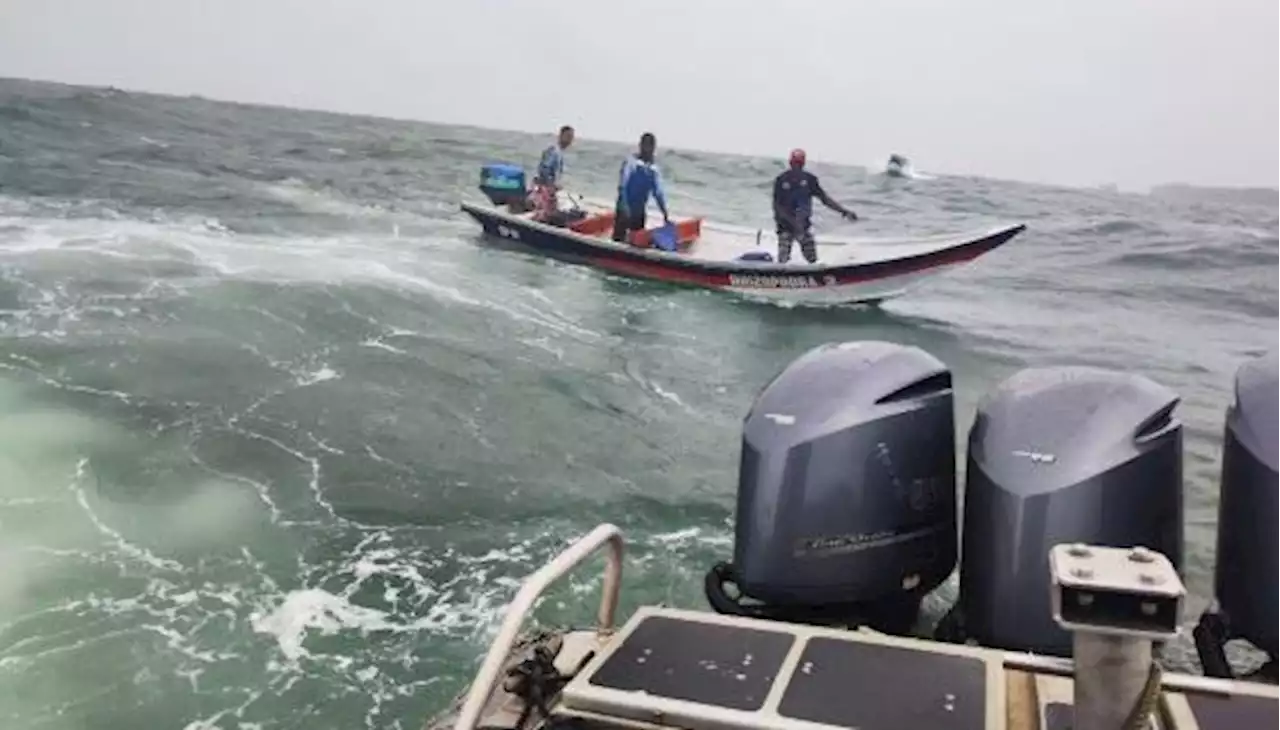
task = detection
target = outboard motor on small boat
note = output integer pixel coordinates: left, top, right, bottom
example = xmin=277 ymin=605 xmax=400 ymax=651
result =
xmin=478 ymin=163 xmax=527 ymax=207
xmin=934 ymin=366 xmax=1184 ymax=657
xmin=704 ymin=340 xmax=957 ymax=634
xmin=1195 ymin=348 xmax=1279 ymax=681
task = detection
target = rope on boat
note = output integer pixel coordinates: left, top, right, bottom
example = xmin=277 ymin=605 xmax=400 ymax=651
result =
xmin=1122 ymin=661 xmax=1164 ymax=730
xmin=490 ymin=630 xmax=595 ymax=730
xmin=504 ymin=643 xmax=567 ymax=730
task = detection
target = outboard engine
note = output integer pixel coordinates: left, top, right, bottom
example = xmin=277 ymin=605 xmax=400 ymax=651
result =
xmin=478 ymin=163 xmax=527 ymax=207
xmin=1195 ymin=348 xmax=1279 ymax=681
xmin=935 ymin=366 xmax=1184 ymax=657
xmin=704 ymin=340 xmax=958 ymax=635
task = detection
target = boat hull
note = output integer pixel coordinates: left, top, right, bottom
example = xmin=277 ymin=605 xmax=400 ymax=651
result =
xmin=460 ymin=201 xmax=1025 ymax=306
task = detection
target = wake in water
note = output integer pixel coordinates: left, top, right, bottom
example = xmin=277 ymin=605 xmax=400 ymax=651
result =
xmin=0 ymin=188 xmax=753 ymax=729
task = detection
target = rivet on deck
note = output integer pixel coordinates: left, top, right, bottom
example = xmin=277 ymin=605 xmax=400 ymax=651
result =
xmin=1127 ymin=546 xmax=1155 ymax=563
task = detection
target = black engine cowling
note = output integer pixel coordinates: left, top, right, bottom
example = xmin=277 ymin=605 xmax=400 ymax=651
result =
xmin=705 ymin=340 xmax=958 ymax=634
xmin=1195 ymin=348 xmax=1279 ymax=680
xmin=936 ymin=365 xmax=1184 ymax=657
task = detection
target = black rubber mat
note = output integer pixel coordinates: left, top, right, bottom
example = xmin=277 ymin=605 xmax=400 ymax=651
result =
xmin=777 ymin=637 xmax=987 ymax=729
xmin=1043 ymin=701 xmax=1072 ymax=730
xmin=1185 ymin=691 xmax=1278 ymax=730
xmin=586 ymin=615 xmax=794 ymax=711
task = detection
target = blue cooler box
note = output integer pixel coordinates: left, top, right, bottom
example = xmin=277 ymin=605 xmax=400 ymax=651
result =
xmin=480 ymin=163 xmax=527 ymax=206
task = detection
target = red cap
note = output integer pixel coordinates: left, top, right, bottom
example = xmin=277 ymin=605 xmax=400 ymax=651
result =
xmin=788 ymin=148 xmax=806 ymax=165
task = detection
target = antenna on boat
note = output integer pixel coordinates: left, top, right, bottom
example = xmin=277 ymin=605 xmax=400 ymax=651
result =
xmin=1049 ymin=543 xmax=1185 ymax=730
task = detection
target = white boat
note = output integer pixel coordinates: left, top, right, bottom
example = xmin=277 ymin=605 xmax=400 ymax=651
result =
xmin=885 ymin=154 xmax=911 ymax=178
xmin=461 ymin=164 xmax=1026 ymax=306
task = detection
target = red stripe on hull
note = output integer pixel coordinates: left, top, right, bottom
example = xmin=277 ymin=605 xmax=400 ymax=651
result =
xmin=589 ymin=256 xmax=729 ymax=286
xmin=587 ymin=242 xmax=988 ymax=290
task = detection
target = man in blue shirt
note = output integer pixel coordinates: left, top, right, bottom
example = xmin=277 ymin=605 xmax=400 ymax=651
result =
xmin=772 ymin=148 xmax=858 ymax=263
xmin=612 ymin=132 xmax=671 ymax=243
xmin=530 ymin=125 xmax=575 ymax=222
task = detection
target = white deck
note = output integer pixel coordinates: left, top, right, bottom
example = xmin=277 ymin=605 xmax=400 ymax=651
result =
xmin=562 ymin=193 xmax=1012 ymax=270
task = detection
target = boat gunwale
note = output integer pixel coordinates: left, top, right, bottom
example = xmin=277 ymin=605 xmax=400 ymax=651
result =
xmin=459 ymin=200 xmax=1026 ymax=278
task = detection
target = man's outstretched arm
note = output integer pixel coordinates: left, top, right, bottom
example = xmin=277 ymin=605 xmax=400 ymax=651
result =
xmin=815 ymin=178 xmax=859 ymax=220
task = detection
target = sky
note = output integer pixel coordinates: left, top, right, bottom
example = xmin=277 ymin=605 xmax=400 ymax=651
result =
xmin=1 ymin=0 xmax=1276 ymax=190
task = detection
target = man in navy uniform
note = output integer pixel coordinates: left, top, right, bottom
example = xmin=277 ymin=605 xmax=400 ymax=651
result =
xmin=772 ymin=148 xmax=858 ymax=263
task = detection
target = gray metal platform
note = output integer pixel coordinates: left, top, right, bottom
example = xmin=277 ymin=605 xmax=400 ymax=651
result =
xmin=560 ymin=606 xmax=1003 ymax=730
xmin=587 ymin=613 xmax=794 ymax=712
xmin=554 ymin=607 xmax=1280 ymax=730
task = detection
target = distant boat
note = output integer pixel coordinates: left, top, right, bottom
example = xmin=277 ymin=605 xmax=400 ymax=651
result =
xmin=885 ymin=154 xmax=911 ymax=178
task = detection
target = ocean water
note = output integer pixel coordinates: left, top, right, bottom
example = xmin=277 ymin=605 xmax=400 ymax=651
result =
xmin=0 ymin=77 xmax=1276 ymax=730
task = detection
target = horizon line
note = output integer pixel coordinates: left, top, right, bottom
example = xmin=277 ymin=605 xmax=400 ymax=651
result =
xmin=2 ymin=73 xmax=1276 ymax=197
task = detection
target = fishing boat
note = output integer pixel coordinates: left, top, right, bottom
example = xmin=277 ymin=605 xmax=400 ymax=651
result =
xmin=428 ymin=343 xmax=1278 ymax=730
xmin=460 ymin=163 xmax=1025 ymax=306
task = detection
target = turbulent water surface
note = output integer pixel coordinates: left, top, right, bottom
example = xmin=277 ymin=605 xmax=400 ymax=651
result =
xmin=0 ymin=78 xmax=1276 ymax=730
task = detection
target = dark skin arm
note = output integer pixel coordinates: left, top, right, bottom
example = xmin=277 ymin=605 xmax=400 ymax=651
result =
xmin=813 ymin=176 xmax=859 ymax=220
xmin=819 ymin=192 xmax=858 ymax=220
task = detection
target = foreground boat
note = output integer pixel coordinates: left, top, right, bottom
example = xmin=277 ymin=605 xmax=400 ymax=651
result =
xmin=460 ymin=163 xmax=1025 ymax=306
xmin=430 ymin=531 xmax=1275 ymax=730
xmin=428 ymin=343 xmax=1277 ymax=730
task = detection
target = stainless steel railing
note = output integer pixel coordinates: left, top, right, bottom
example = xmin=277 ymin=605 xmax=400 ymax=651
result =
xmin=452 ymin=523 xmax=625 ymax=730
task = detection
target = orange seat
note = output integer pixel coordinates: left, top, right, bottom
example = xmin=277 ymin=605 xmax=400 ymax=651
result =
xmin=569 ymin=211 xmax=616 ymax=237
xmin=629 ymin=218 xmax=703 ymax=248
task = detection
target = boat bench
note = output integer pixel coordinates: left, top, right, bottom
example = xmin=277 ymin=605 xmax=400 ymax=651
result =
xmin=555 ymin=606 xmax=1278 ymax=730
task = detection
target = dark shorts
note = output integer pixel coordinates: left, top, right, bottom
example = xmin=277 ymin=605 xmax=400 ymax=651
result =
xmin=776 ymin=223 xmax=817 ymax=264
xmin=612 ymin=207 xmax=647 ymax=242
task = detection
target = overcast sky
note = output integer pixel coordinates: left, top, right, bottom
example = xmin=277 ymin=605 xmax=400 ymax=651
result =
xmin=1 ymin=0 xmax=1276 ymax=190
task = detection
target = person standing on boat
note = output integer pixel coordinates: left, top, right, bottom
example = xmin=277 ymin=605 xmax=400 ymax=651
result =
xmin=772 ymin=148 xmax=858 ymax=263
xmin=529 ymin=125 xmax=575 ymax=222
xmin=612 ymin=132 xmax=671 ymax=243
